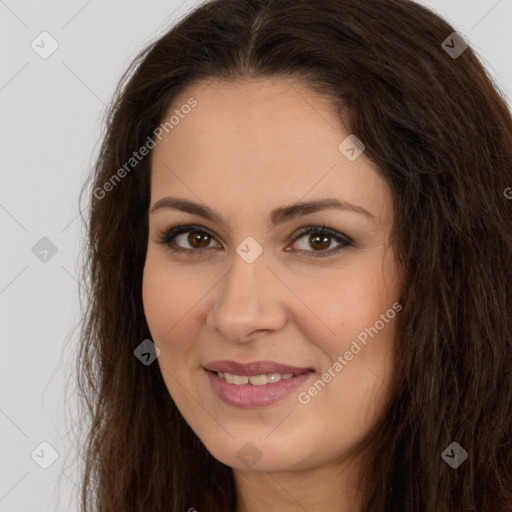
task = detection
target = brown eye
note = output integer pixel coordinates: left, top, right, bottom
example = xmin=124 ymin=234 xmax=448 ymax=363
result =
xmin=187 ymin=231 xmax=211 ymax=249
xmin=157 ymin=225 xmax=222 ymax=253
xmin=290 ymin=227 xmax=352 ymax=257
xmin=307 ymin=233 xmax=331 ymax=251
xmin=158 ymin=224 xmax=352 ymax=259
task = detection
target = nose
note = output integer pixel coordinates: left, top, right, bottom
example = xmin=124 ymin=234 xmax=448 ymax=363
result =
xmin=205 ymin=250 xmax=287 ymax=344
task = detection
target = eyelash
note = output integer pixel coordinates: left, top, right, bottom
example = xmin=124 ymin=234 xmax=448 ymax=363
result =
xmin=156 ymin=224 xmax=353 ymax=259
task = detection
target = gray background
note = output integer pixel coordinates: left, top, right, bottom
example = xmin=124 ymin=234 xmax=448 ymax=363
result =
xmin=1 ymin=0 xmax=511 ymax=510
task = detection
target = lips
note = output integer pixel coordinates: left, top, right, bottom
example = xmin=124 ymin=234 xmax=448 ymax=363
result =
xmin=203 ymin=360 xmax=315 ymax=407
xmin=203 ymin=360 xmax=313 ymax=376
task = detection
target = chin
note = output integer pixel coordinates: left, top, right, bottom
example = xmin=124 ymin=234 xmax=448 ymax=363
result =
xmin=203 ymin=438 xmax=312 ymax=473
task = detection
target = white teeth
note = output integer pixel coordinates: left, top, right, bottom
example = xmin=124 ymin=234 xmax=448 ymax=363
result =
xmin=249 ymin=374 xmax=267 ymax=385
xmin=217 ymin=371 xmax=296 ymax=385
xmin=233 ymin=375 xmax=249 ymax=385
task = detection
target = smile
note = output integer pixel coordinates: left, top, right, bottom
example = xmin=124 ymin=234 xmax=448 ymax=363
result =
xmin=203 ymin=360 xmax=314 ymax=408
xmin=216 ymin=371 xmax=295 ymax=385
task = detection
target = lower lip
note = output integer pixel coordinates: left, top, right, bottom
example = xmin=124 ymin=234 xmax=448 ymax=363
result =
xmin=205 ymin=370 xmax=314 ymax=408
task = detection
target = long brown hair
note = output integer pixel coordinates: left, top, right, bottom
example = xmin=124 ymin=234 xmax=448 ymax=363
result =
xmin=76 ymin=0 xmax=512 ymax=510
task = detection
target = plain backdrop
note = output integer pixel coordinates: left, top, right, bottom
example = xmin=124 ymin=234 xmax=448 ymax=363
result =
xmin=0 ymin=0 xmax=511 ymax=510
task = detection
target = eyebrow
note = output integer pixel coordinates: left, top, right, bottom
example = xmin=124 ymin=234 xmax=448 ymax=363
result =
xmin=149 ymin=196 xmax=375 ymax=227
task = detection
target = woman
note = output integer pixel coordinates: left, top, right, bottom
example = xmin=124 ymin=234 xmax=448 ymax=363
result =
xmin=76 ymin=0 xmax=512 ymax=510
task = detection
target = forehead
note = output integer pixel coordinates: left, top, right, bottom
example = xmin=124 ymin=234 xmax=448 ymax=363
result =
xmin=156 ymin=77 xmax=346 ymax=164
xmin=150 ymin=77 xmax=391 ymax=226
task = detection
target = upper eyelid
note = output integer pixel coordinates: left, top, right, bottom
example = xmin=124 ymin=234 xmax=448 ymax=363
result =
xmin=165 ymin=224 xmax=351 ymax=248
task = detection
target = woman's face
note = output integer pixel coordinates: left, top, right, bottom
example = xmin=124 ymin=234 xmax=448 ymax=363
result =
xmin=143 ymin=77 xmax=403 ymax=474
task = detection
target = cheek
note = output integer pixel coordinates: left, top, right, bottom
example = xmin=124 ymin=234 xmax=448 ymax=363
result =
xmin=292 ymin=252 xmax=400 ymax=355
xmin=142 ymin=258 xmax=203 ymax=404
xmin=142 ymin=254 xmax=199 ymax=354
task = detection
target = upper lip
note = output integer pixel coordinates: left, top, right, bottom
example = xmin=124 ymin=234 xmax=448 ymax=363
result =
xmin=204 ymin=360 xmax=313 ymax=376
